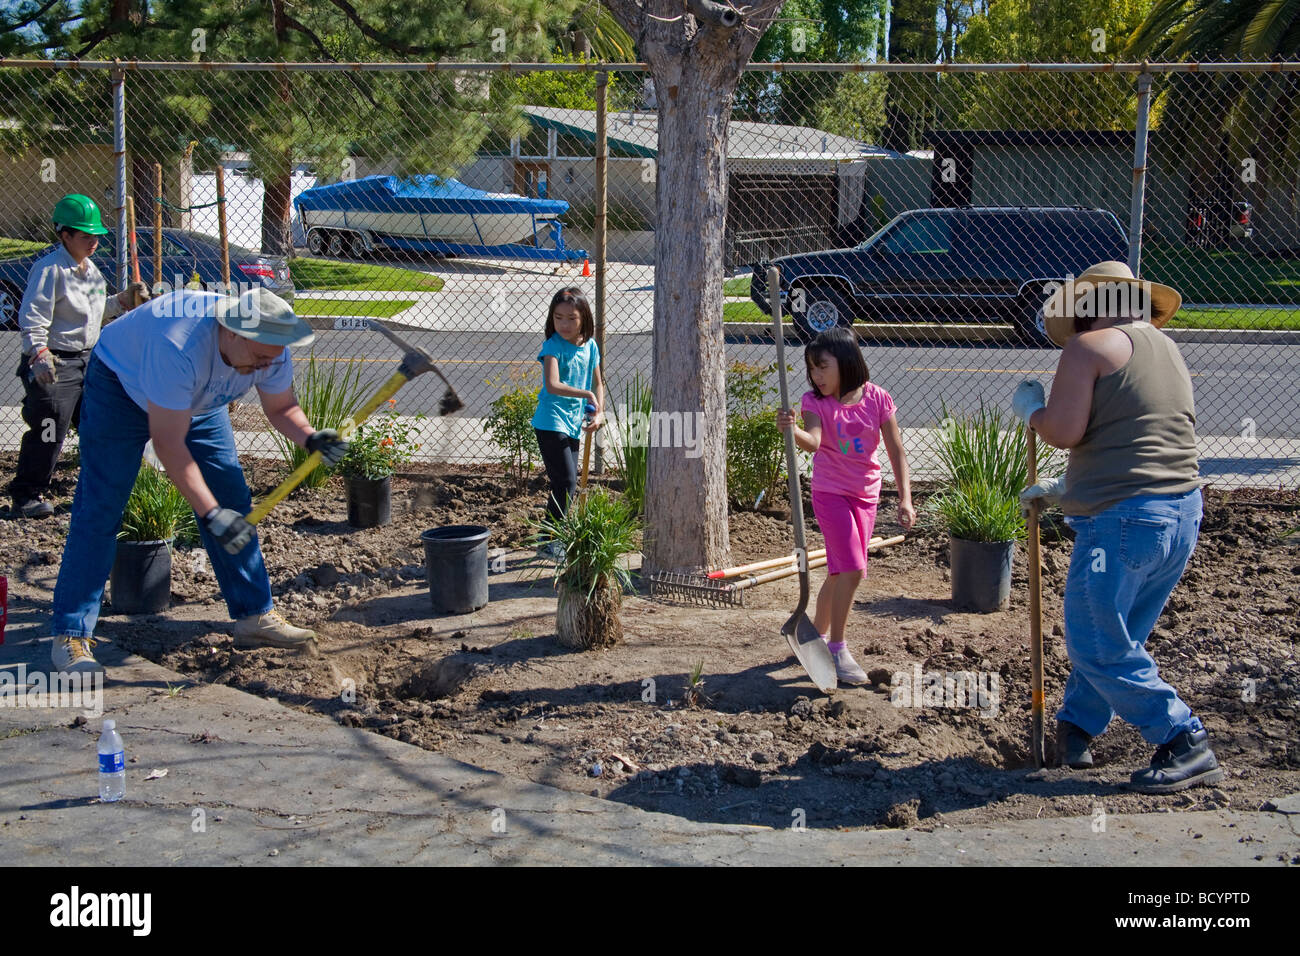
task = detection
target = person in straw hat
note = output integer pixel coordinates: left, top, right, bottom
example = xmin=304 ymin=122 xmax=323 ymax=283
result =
xmin=47 ymin=286 xmax=349 ymax=673
xmin=1009 ymin=260 xmax=1224 ymax=794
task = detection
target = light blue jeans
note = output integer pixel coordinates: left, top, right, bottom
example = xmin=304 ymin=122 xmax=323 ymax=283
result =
xmin=50 ymin=354 xmax=274 ymax=637
xmin=1058 ymin=488 xmax=1204 ymax=746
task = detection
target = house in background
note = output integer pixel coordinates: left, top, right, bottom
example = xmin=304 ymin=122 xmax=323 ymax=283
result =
xmin=457 ymin=107 xmax=926 ymax=268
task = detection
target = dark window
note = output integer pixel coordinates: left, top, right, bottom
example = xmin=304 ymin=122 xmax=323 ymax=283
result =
xmin=881 ymin=214 xmax=952 ymax=255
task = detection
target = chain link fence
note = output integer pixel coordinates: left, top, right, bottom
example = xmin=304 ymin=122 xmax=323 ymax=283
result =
xmin=1 ymin=59 xmax=1297 ymax=490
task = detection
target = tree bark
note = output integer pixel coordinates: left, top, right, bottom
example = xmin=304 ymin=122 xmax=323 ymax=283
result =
xmin=261 ymin=0 xmax=294 ymax=256
xmin=603 ymin=0 xmax=783 ymax=576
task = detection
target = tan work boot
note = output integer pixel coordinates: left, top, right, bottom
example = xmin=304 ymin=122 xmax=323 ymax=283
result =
xmin=232 ymin=609 xmax=316 ymax=650
xmin=51 ymin=636 xmax=104 ymax=673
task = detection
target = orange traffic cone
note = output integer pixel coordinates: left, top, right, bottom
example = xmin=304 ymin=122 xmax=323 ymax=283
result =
xmin=581 ymin=258 xmax=591 ymax=277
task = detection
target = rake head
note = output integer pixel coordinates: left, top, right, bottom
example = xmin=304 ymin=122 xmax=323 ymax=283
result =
xmin=648 ymin=571 xmax=746 ymax=609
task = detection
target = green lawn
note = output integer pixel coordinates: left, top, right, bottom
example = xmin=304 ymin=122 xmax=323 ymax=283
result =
xmin=1170 ymin=306 xmax=1300 ymax=331
xmin=723 ymin=275 xmax=752 ymax=296
xmin=289 ymin=257 xmax=444 ymax=293
xmin=0 ymin=237 xmax=47 ymax=259
xmin=1142 ymin=245 xmax=1300 ymax=305
xmin=292 ymin=298 xmax=418 ymax=319
xmin=722 ymin=299 xmax=1299 ymax=331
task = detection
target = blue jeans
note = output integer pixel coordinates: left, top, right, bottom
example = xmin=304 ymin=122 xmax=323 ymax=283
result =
xmin=50 ymin=354 xmax=273 ymax=637
xmin=1058 ymin=488 xmax=1204 ymax=746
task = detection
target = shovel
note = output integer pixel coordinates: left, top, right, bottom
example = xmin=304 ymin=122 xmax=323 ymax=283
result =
xmin=1026 ymin=426 xmax=1046 ymax=767
xmin=769 ymin=265 xmax=838 ymax=694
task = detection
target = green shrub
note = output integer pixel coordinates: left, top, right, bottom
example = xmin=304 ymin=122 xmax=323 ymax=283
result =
xmin=339 ymin=399 xmax=426 ymax=480
xmin=608 ymin=372 xmax=652 ymax=515
xmin=483 ymin=369 xmax=541 ymax=484
xmin=726 ymin=361 xmax=787 ymax=509
xmin=932 ymin=477 xmax=1026 ymax=543
xmin=118 ymin=464 xmax=199 ymax=544
xmin=276 ymin=350 xmax=367 ymax=489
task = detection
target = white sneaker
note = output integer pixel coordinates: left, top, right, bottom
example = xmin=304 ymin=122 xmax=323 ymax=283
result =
xmin=51 ymin=636 xmax=103 ymax=674
xmin=233 ymin=610 xmax=316 ymax=649
xmin=831 ymin=645 xmax=869 ymax=685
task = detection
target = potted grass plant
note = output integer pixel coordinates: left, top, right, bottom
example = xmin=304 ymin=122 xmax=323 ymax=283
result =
xmin=338 ymin=399 xmax=426 ymax=528
xmin=930 ymin=403 xmax=1060 ymax=612
xmin=538 ymin=487 xmax=640 ymax=650
xmin=111 ymin=463 xmax=199 ymax=614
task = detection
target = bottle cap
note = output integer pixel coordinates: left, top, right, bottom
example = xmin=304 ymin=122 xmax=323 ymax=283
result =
xmin=102 ymin=719 xmax=115 ymax=730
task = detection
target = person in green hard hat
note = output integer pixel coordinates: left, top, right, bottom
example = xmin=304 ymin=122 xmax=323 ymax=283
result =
xmin=10 ymin=194 xmax=149 ymax=518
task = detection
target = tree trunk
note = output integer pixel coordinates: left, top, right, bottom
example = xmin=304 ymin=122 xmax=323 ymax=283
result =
xmin=882 ymin=0 xmax=937 ymax=153
xmin=642 ymin=56 xmax=734 ymax=575
xmin=261 ymin=0 xmax=294 ymax=257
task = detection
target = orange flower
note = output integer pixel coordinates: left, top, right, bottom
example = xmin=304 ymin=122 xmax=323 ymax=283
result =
xmin=386 ymin=399 xmax=397 ymax=407
xmin=381 ymin=437 xmax=394 ymax=447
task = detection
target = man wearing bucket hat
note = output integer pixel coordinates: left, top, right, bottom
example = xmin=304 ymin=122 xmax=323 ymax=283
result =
xmin=46 ymin=286 xmax=347 ymax=673
xmin=10 ymin=194 xmax=149 ymax=519
xmin=1009 ymin=260 xmax=1223 ymax=794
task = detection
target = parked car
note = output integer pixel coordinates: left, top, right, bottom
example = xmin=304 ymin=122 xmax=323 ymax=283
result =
xmin=751 ymin=206 xmax=1129 ymax=345
xmin=1186 ymin=200 xmax=1254 ymax=248
xmin=0 ymin=228 xmax=293 ymax=331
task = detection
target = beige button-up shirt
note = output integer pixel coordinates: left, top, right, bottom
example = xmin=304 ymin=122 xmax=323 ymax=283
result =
xmin=18 ymin=245 xmax=123 ymax=355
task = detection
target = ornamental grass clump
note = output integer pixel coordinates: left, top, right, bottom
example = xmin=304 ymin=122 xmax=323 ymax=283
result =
xmin=537 ymin=487 xmax=641 ymax=650
xmin=275 ymin=350 xmax=366 ymax=489
xmin=118 ymin=464 xmax=199 ymax=544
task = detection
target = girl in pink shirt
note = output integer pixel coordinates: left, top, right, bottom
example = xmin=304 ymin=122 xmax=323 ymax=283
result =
xmin=777 ymin=328 xmax=915 ymax=685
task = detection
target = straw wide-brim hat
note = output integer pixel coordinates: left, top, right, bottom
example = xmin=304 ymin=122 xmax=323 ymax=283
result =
xmin=1039 ymin=261 xmax=1181 ymax=348
xmin=213 ymin=288 xmax=315 ymax=348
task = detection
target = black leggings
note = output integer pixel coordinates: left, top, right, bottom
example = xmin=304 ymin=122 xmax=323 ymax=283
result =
xmin=535 ymin=428 xmax=581 ymax=523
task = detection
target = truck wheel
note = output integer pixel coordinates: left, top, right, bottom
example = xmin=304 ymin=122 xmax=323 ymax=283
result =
xmin=0 ymin=281 xmax=21 ymax=331
xmin=1012 ymin=284 xmax=1057 ymax=348
xmin=792 ymin=284 xmax=853 ymax=342
xmin=307 ymin=229 xmax=328 ymax=256
xmin=326 ymin=231 xmax=353 ymax=258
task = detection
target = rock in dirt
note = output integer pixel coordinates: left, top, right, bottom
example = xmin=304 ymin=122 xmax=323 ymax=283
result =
xmin=882 ymin=799 xmax=922 ymax=829
xmin=867 ymin=667 xmax=892 ymax=687
xmin=312 ymin=563 xmax=341 ymax=587
xmin=788 ymin=697 xmax=814 ymax=719
xmin=725 ymin=765 xmax=762 ymax=788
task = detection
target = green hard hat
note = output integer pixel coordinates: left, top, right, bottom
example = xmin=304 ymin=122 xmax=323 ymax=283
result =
xmin=51 ymin=194 xmax=109 ymax=236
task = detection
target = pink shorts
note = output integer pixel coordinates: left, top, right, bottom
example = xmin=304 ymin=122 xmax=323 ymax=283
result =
xmin=811 ymin=490 xmax=878 ymax=575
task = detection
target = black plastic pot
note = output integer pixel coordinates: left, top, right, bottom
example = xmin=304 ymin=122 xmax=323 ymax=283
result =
xmin=950 ymin=535 xmax=1014 ymax=612
xmin=346 ymin=476 xmax=391 ymax=528
xmin=110 ymin=539 xmax=171 ymax=614
xmin=421 ymin=525 xmax=490 ymax=614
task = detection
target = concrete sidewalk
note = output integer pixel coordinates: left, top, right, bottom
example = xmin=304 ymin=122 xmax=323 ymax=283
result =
xmin=3 ymin=629 xmax=1297 ymax=866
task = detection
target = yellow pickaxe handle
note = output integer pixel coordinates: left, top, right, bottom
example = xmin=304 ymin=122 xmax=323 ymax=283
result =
xmin=245 ymin=369 xmax=410 ymax=525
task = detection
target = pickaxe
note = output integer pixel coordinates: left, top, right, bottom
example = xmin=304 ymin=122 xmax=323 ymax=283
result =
xmin=245 ymin=319 xmax=463 ymax=524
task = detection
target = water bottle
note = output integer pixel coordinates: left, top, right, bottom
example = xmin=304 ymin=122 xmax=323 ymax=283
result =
xmin=98 ymin=719 xmax=125 ymax=802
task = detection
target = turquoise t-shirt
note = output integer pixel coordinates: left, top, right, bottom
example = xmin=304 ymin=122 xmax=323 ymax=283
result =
xmin=531 ymin=334 xmax=600 ymax=440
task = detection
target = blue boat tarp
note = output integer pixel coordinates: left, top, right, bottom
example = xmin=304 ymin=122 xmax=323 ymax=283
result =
xmin=294 ymin=175 xmax=569 ymax=216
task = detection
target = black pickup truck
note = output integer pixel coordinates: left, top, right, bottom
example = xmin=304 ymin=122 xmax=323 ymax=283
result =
xmin=751 ymin=206 xmax=1129 ymax=345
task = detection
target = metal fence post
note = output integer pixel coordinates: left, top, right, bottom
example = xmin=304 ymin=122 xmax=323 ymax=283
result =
xmin=594 ymin=69 xmax=609 ymax=474
xmin=112 ymin=60 xmax=128 ymax=289
xmin=1128 ymin=63 xmax=1153 ymax=276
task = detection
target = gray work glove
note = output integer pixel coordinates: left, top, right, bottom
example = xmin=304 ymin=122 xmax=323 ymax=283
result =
xmin=116 ymin=281 xmax=151 ymax=309
xmin=205 ymin=507 xmax=255 ymax=555
xmin=1019 ymin=476 xmax=1067 ymax=515
xmin=1011 ymin=379 xmax=1046 ymax=425
xmin=306 ymin=429 xmax=350 ymax=465
xmin=29 ymin=348 xmax=58 ymax=385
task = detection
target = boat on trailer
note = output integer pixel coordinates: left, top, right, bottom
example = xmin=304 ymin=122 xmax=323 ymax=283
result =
xmin=294 ymin=174 xmax=587 ymax=262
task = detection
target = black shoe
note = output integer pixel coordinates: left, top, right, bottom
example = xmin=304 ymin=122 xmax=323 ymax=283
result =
xmin=1057 ymin=720 xmax=1094 ymax=769
xmin=1127 ymin=727 xmax=1225 ymax=794
xmin=14 ymin=497 xmax=53 ymax=518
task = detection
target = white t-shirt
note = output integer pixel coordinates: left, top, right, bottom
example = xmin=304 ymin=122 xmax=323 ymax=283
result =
xmin=96 ymin=290 xmax=294 ymax=415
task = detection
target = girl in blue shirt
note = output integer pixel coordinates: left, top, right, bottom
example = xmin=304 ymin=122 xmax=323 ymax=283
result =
xmin=531 ymin=288 xmax=604 ymax=543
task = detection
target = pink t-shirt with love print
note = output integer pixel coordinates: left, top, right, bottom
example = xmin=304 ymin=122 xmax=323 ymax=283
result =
xmin=800 ymin=382 xmax=896 ymax=502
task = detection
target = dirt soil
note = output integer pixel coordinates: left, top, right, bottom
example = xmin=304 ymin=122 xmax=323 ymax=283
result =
xmin=4 ymin=451 xmax=1298 ymax=839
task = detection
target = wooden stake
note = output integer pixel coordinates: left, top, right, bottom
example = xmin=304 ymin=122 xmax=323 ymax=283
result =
xmin=153 ymin=162 xmax=163 ymax=290
xmin=125 ymin=196 xmax=143 ymax=307
xmin=1027 ymin=427 xmax=1046 ymax=768
xmin=215 ymin=162 xmax=230 ymax=289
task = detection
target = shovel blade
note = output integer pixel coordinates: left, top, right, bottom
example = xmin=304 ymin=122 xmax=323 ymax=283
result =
xmin=781 ymin=611 xmax=838 ymax=693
